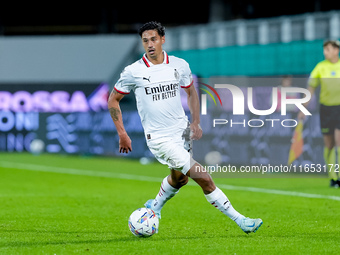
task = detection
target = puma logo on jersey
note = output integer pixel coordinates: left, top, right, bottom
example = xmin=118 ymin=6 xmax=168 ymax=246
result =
xmin=143 ymin=76 xmax=151 ymax=82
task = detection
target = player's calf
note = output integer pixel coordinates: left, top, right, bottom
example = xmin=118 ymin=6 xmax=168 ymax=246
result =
xmin=188 ymin=163 xmax=216 ymax=194
xmin=169 ymin=169 xmax=189 ymax=189
xmin=193 ymin=175 xmax=216 ymax=194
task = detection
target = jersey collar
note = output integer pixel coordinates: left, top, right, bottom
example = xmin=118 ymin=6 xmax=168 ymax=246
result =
xmin=142 ymin=51 xmax=169 ymax=67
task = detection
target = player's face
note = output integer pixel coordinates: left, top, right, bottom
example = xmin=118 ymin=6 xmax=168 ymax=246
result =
xmin=141 ymin=30 xmax=165 ymax=60
xmin=323 ymin=44 xmax=339 ymax=61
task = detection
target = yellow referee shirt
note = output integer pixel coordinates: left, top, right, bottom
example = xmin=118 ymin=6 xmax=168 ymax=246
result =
xmin=309 ymin=59 xmax=340 ymax=106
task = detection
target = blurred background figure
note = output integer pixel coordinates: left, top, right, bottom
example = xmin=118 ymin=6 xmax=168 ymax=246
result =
xmin=276 ymin=75 xmax=299 ymax=112
xmin=298 ymin=40 xmax=340 ymax=187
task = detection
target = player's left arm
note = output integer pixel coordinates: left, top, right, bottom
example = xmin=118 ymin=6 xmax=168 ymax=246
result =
xmin=183 ymin=84 xmax=202 ymax=140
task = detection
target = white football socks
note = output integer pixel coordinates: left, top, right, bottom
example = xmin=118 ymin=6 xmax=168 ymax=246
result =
xmin=205 ymin=187 xmax=245 ymax=226
xmin=152 ymin=176 xmax=179 ymax=212
xmin=152 ymin=177 xmax=245 ymax=227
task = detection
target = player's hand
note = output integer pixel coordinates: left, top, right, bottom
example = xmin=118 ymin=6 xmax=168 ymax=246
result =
xmin=190 ymin=123 xmax=203 ymax=140
xmin=119 ymin=133 xmax=132 ymax=153
xmin=297 ymin=111 xmax=306 ymax=121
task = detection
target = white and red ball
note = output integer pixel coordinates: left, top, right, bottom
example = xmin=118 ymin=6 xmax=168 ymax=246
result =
xmin=128 ymin=208 xmax=159 ymax=237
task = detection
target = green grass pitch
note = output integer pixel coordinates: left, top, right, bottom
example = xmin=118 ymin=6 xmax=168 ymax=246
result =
xmin=0 ymin=153 xmax=339 ymax=254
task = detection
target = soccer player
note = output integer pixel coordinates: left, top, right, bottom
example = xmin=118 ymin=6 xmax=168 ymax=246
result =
xmin=108 ymin=21 xmax=263 ymax=233
xmin=298 ymin=40 xmax=340 ymax=188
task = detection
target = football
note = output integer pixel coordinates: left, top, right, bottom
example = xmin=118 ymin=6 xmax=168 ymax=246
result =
xmin=128 ymin=208 xmax=159 ymax=237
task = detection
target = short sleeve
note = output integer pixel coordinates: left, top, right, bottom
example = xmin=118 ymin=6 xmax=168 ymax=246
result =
xmin=179 ymin=60 xmax=193 ymax=88
xmin=308 ymin=63 xmax=320 ymax=88
xmin=114 ymin=67 xmax=135 ymax=94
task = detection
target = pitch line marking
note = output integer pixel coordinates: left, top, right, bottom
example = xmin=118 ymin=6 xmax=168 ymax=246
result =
xmin=1 ymin=161 xmax=340 ymax=202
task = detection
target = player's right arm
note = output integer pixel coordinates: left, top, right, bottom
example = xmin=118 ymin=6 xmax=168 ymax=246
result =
xmin=298 ymin=63 xmax=320 ymax=120
xmin=108 ymin=90 xmax=132 ymax=153
xmin=108 ymin=67 xmax=135 ymax=153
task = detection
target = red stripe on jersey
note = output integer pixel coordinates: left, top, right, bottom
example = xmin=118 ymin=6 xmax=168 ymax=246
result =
xmin=142 ymin=55 xmax=150 ymax=67
xmin=114 ymin=87 xmax=130 ymax=95
xmin=181 ymin=80 xmax=193 ymax=88
xmin=166 ymin=53 xmax=169 ymax=64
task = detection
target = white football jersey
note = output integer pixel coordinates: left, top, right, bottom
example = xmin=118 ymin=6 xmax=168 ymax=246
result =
xmin=114 ymin=51 xmax=193 ymax=140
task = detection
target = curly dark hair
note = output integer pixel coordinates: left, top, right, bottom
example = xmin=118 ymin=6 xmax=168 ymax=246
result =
xmin=138 ymin=21 xmax=165 ymax=37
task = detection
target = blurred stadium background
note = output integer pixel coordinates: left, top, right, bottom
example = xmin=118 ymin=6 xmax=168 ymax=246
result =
xmin=0 ymin=2 xmax=339 ymax=167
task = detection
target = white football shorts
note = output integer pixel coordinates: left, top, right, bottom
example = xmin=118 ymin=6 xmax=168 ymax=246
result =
xmin=146 ymin=125 xmax=195 ymax=175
